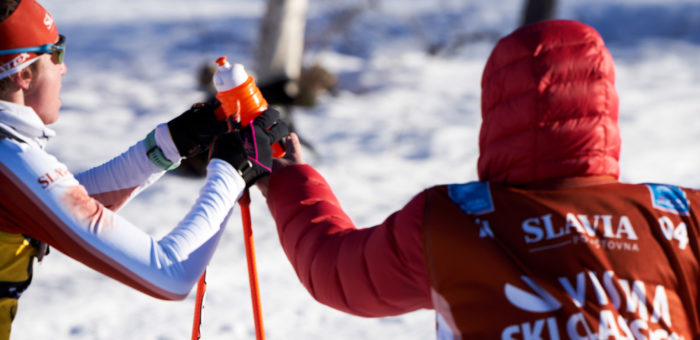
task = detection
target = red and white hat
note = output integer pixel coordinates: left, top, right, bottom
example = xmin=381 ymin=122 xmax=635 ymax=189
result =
xmin=0 ymin=0 xmax=59 ymax=78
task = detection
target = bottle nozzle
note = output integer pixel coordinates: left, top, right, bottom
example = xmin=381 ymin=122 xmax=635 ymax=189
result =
xmin=216 ymin=56 xmax=229 ymax=67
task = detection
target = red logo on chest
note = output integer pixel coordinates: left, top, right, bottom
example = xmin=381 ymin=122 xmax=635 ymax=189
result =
xmin=37 ymin=166 xmax=71 ymax=189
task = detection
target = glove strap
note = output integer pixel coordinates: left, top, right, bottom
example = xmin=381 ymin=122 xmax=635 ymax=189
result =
xmin=236 ymin=159 xmax=256 ymax=185
xmin=145 ymin=130 xmax=181 ymax=171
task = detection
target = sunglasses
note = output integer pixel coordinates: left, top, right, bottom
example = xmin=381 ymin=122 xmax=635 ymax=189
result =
xmin=0 ymin=35 xmax=66 ymax=64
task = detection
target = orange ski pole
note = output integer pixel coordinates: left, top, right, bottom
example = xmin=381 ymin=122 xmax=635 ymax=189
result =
xmin=238 ymin=189 xmax=265 ymax=340
xmin=210 ymin=57 xmax=276 ymax=339
xmin=191 ymin=271 xmax=207 ymax=340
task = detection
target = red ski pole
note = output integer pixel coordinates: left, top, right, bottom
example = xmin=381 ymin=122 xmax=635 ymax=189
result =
xmin=190 ymin=189 xmax=266 ymax=340
xmin=191 ymin=271 xmax=207 ymax=340
xmin=208 ymin=57 xmax=275 ymax=339
xmin=238 ymin=189 xmax=266 ymax=339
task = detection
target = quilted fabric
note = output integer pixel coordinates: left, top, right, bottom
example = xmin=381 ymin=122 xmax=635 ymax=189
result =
xmin=478 ymin=20 xmax=620 ymax=185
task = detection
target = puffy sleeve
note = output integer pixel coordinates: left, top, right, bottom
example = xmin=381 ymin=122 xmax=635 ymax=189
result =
xmin=266 ymin=164 xmax=433 ymax=317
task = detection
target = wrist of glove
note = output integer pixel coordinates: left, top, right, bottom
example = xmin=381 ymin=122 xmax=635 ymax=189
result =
xmin=167 ymin=98 xmax=234 ymax=158
xmin=211 ymin=108 xmax=289 ymax=187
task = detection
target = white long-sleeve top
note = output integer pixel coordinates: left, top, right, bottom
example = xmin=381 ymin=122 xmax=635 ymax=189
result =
xmin=0 ymin=100 xmax=244 ymax=300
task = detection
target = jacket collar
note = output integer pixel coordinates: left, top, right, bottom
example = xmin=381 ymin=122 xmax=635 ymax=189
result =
xmin=0 ymin=100 xmax=55 ymax=149
xmin=515 ymin=175 xmax=619 ymax=190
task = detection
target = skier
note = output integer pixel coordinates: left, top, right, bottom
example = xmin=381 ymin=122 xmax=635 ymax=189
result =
xmin=0 ymin=0 xmax=286 ymax=338
xmin=257 ymin=20 xmax=700 ymax=338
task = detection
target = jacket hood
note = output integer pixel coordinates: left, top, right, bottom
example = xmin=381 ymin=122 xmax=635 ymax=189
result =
xmin=477 ymin=20 xmax=620 ymax=185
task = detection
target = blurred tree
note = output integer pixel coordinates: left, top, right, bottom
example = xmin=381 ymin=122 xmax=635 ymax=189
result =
xmin=253 ymin=0 xmax=336 ymax=156
xmin=521 ymin=0 xmax=557 ymax=26
xmin=254 ymin=0 xmax=308 ymax=106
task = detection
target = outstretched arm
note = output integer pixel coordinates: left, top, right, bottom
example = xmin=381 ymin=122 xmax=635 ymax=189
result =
xmin=75 ymin=123 xmax=174 ymax=211
xmin=261 ymin=134 xmax=433 ymax=317
xmin=0 ymin=104 xmax=284 ymax=301
xmin=0 ymin=139 xmax=242 ymax=300
xmin=76 ymin=101 xmax=231 ymax=211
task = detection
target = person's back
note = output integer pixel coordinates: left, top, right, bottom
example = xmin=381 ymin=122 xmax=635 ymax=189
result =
xmin=426 ymin=179 xmax=698 ymax=339
xmin=422 ymin=19 xmax=693 ymax=338
xmin=259 ymin=19 xmax=700 ymax=339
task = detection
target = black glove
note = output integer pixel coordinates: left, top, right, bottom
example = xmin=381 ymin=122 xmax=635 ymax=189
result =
xmin=211 ymin=108 xmax=289 ymax=187
xmin=167 ymin=98 xmax=234 ymax=158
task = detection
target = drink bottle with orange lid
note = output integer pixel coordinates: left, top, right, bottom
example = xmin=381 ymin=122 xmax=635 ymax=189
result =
xmin=212 ymin=56 xmax=285 ymax=157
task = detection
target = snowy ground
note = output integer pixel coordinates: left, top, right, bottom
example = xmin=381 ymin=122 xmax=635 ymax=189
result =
xmin=10 ymin=0 xmax=700 ymax=339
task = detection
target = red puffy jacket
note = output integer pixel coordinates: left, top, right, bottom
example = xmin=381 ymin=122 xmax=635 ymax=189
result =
xmin=266 ymin=19 xmax=625 ymax=319
xmin=478 ymin=20 xmax=620 ymax=185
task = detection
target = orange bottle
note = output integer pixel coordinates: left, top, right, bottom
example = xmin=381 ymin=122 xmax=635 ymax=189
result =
xmin=213 ymin=56 xmax=285 ymax=156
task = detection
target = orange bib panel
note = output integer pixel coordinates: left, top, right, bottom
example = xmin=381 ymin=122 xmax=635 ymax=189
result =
xmin=423 ymin=182 xmax=700 ymax=339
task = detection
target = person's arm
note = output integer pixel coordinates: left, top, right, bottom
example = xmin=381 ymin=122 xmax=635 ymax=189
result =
xmin=77 ymin=101 xmax=231 ymax=211
xmin=0 ymin=108 xmax=285 ymax=300
xmin=261 ymin=134 xmax=433 ymax=317
xmin=75 ymin=123 xmax=175 ymax=211
xmin=0 ymin=139 xmax=242 ymax=300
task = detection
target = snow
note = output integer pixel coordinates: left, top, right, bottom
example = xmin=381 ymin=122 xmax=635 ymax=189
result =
xmin=10 ymin=0 xmax=700 ymax=338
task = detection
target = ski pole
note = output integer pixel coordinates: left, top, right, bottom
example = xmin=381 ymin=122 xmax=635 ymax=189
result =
xmin=238 ymin=189 xmax=266 ymax=340
xmin=191 ymin=270 xmax=207 ymax=340
xmin=211 ymin=57 xmax=277 ymax=339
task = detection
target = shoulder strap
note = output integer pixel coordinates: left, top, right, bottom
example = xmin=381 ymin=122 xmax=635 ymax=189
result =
xmin=0 ymin=126 xmax=22 ymax=144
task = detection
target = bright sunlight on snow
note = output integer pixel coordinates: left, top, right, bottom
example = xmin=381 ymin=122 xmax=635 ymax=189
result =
xmin=11 ymin=0 xmax=700 ymax=339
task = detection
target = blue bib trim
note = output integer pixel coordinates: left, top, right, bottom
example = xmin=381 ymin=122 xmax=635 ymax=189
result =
xmin=447 ymin=181 xmax=495 ymax=216
xmin=646 ymin=183 xmax=690 ymax=216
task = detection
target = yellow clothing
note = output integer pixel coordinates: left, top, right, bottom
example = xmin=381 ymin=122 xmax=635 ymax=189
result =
xmin=0 ymin=231 xmax=40 ymax=340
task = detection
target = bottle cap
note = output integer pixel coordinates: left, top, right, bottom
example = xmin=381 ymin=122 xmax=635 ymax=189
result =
xmin=213 ymin=56 xmax=249 ymax=92
xmin=216 ymin=56 xmax=229 ymax=67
